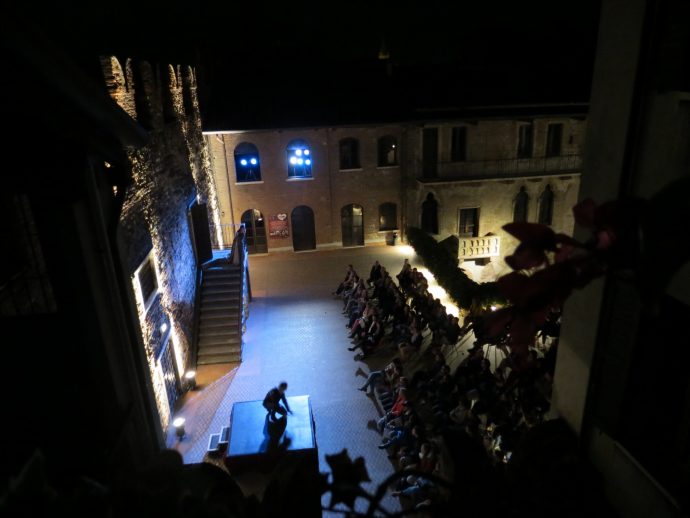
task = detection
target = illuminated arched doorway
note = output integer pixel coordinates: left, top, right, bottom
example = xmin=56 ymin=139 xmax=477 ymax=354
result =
xmin=241 ymin=209 xmax=268 ymax=254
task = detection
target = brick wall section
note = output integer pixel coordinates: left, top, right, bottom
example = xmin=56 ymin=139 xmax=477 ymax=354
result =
xmin=103 ymin=56 xmax=221 ymax=429
xmin=207 ymin=125 xmax=404 ymax=250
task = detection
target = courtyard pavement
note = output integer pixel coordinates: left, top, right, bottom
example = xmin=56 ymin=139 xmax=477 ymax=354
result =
xmin=169 ymin=243 xmax=466 ymax=515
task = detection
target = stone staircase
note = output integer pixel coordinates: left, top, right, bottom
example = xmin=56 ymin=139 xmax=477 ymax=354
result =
xmin=197 ymin=265 xmax=243 ymax=364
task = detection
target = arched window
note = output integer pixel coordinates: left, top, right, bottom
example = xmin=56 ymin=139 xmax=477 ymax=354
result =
xmin=421 ymin=193 xmax=438 ymax=234
xmin=339 ymin=138 xmax=360 ymax=169
xmin=513 ymin=187 xmax=529 ymax=223
xmin=538 ymin=185 xmax=554 ymax=225
xmin=379 ymin=202 xmax=397 ymax=231
xmin=378 ymin=136 xmax=398 ymax=166
xmin=234 ymin=142 xmax=261 ymax=182
xmin=287 ymin=139 xmax=313 ymax=178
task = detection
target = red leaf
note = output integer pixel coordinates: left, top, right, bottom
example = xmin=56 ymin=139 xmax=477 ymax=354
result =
xmin=573 ymin=198 xmax=597 ymax=229
xmin=595 ymin=229 xmax=615 ymax=250
xmin=554 ymin=243 xmax=575 ymax=263
xmin=508 ymin=315 xmax=538 ymax=349
xmin=555 ymin=233 xmax=583 ymax=247
xmin=483 ymin=307 xmax=514 ymax=338
xmin=503 ymin=222 xmax=557 ymax=250
xmin=497 ymin=272 xmax=533 ymax=305
xmin=505 ymin=243 xmax=548 ymax=270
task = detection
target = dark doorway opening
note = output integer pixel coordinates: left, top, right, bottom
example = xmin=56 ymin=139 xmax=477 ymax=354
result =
xmin=291 ymin=205 xmax=316 ymax=251
xmin=341 ymin=204 xmax=364 ymax=247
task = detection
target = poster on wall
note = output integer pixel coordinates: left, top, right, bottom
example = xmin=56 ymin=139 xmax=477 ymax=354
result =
xmin=269 ymin=213 xmax=289 ymax=238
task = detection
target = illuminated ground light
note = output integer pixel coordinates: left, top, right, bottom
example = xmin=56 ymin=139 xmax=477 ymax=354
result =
xmin=185 ymin=370 xmax=197 ymax=390
xmin=172 ymin=417 xmax=186 ymax=439
xmin=415 ymin=266 xmax=460 ymax=317
xmin=393 ymin=244 xmax=415 ymax=257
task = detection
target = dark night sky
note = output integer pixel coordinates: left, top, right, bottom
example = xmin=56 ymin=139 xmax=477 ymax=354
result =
xmin=9 ymin=0 xmax=602 ymax=128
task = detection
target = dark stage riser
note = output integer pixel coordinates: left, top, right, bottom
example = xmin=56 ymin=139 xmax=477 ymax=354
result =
xmin=225 ymin=395 xmax=318 ymax=473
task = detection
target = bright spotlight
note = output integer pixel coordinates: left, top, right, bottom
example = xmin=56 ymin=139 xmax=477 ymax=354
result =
xmin=240 ymin=159 xmax=247 ymax=166
xmin=250 ymin=158 xmax=257 ymax=165
xmin=304 ymin=149 xmax=310 ymax=156
xmin=297 ymin=158 xmax=304 ymax=165
xmin=289 ymin=156 xmax=297 ymax=165
xmin=295 ymin=149 xmax=303 ymax=156
xmin=305 ymin=159 xmax=311 ymax=165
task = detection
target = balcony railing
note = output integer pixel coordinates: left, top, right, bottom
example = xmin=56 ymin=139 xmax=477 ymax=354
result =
xmin=458 ymin=235 xmax=501 ymax=260
xmin=419 ymin=154 xmax=582 ymax=182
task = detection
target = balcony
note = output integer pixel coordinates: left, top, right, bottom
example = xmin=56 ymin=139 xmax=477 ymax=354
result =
xmin=458 ymin=235 xmax=500 ymax=260
xmin=418 ymin=154 xmax=582 ymax=183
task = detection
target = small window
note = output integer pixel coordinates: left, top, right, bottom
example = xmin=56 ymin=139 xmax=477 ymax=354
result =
xmin=451 ymin=127 xmax=467 ymax=162
xmin=546 ymin=123 xmax=563 ymax=157
xmin=378 ymin=136 xmax=398 ymax=166
xmin=538 ymin=185 xmax=554 ymax=225
xmin=287 ymin=139 xmax=313 ymax=178
xmin=458 ymin=208 xmax=479 ymax=238
xmin=517 ymin=123 xmax=533 ymax=158
xmin=234 ymin=142 xmax=261 ymax=182
xmin=135 ymin=251 xmax=159 ymax=313
xmin=379 ymin=202 xmax=397 ymax=231
xmin=513 ymin=187 xmax=529 ymax=223
xmin=339 ymin=138 xmax=361 ymax=169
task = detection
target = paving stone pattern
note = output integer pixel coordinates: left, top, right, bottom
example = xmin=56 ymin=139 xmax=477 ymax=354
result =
xmin=179 ymin=245 xmax=437 ymax=515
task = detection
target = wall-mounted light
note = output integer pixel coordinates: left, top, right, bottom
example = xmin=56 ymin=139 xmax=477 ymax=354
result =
xmin=184 ymin=370 xmax=197 ymax=390
xmin=172 ymin=417 xmax=186 ymax=439
xmin=160 ymin=322 xmax=168 ymax=333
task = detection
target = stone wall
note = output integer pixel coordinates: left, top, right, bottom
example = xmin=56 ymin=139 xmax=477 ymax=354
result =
xmin=102 ymin=56 xmax=219 ymax=428
xmin=407 ymin=175 xmax=580 ymax=281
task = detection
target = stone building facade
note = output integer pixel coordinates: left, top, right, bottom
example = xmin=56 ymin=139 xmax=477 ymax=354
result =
xmin=101 ymin=56 xmax=221 ymax=428
xmin=205 ymin=108 xmax=585 ymax=281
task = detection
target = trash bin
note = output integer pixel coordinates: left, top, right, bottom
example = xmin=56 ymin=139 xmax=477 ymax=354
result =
xmin=385 ymin=231 xmax=397 ymax=246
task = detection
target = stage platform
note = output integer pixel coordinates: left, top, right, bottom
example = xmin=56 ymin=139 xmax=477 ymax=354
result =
xmin=225 ymin=395 xmax=318 ymax=473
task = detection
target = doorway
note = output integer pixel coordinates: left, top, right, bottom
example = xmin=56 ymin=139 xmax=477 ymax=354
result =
xmin=341 ymin=204 xmax=364 ymax=247
xmin=291 ymin=205 xmax=316 ymax=251
xmin=240 ymin=209 xmax=268 ymax=254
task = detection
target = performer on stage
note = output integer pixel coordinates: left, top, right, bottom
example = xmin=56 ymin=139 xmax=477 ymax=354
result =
xmin=263 ymin=381 xmax=292 ymax=422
